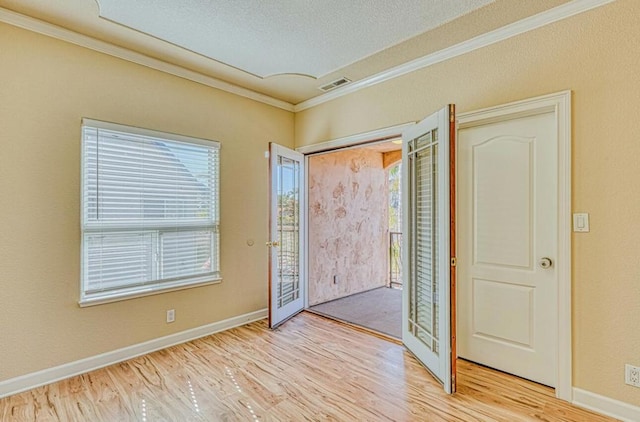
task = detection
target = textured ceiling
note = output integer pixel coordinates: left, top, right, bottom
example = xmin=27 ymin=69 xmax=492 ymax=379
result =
xmin=0 ymin=0 xmax=572 ymax=104
xmin=96 ymin=0 xmax=494 ymax=79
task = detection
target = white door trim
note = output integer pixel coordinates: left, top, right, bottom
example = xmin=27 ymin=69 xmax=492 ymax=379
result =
xmin=302 ymin=155 xmax=310 ymax=310
xmin=296 ymin=123 xmax=415 ymax=155
xmin=457 ymin=90 xmax=572 ymax=401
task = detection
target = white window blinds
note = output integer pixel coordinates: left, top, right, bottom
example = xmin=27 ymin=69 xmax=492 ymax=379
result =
xmin=81 ymin=119 xmax=220 ymax=305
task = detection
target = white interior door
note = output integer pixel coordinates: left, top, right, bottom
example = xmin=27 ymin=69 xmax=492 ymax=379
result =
xmin=457 ymin=111 xmax=558 ymax=386
xmin=402 ymin=105 xmax=455 ymax=393
xmin=269 ymin=143 xmax=305 ymax=328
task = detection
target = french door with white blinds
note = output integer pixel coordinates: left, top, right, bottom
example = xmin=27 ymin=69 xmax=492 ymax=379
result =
xmin=402 ymin=105 xmax=456 ymax=393
xmin=268 ymin=143 xmax=305 ymax=328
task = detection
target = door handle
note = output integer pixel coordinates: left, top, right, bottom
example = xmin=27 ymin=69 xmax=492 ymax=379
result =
xmin=266 ymin=241 xmax=280 ymax=247
xmin=538 ymin=257 xmax=553 ymax=269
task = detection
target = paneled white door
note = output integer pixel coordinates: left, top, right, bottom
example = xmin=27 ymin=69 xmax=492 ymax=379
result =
xmin=402 ymin=105 xmax=456 ymax=393
xmin=269 ymin=143 xmax=305 ymax=328
xmin=457 ymin=111 xmax=558 ymax=386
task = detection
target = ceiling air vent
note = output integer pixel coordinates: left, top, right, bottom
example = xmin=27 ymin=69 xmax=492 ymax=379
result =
xmin=319 ymin=77 xmax=351 ymax=92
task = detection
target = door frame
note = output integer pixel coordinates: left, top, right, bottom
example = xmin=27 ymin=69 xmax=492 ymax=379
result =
xmin=296 ymin=122 xmax=416 ymax=309
xmin=457 ymin=90 xmax=572 ymax=401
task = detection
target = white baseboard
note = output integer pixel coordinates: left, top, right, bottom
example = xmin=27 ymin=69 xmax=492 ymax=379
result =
xmin=0 ymin=308 xmax=267 ymax=399
xmin=573 ymin=388 xmax=640 ymax=422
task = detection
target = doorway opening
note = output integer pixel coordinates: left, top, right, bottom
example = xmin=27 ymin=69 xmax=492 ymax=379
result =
xmin=306 ymin=140 xmax=403 ymax=339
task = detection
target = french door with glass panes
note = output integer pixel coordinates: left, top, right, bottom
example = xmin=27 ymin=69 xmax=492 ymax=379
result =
xmin=402 ymin=105 xmax=457 ymax=393
xmin=268 ymin=143 xmax=305 ymax=328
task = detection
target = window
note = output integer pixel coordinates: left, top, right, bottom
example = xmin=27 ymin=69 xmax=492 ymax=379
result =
xmin=80 ymin=119 xmax=220 ymax=305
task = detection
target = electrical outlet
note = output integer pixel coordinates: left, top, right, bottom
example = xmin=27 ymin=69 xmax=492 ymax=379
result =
xmin=166 ymin=309 xmax=175 ymax=323
xmin=625 ymin=364 xmax=640 ymax=387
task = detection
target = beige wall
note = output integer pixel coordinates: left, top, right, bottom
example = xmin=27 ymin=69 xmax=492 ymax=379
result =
xmin=308 ymin=149 xmax=389 ymax=306
xmin=296 ymin=0 xmax=640 ymax=408
xmin=0 ymin=23 xmax=293 ymax=381
xmin=3 ymin=0 xmax=640 ymax=410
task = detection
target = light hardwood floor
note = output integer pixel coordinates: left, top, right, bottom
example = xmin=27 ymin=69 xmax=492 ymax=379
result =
xmin=1 ymin=312 xmax=616 ymax=421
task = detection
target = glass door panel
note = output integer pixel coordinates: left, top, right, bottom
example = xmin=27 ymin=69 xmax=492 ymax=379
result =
xmin=269 ymin=143 xmax=305 ymax=328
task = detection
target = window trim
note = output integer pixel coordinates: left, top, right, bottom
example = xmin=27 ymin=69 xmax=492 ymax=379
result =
xmin=79 ymin=118 xmax=221 ymax=307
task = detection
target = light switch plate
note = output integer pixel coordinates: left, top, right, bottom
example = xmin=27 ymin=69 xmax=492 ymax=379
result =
xmin=573 ymin=213 xmax=590 ymax=232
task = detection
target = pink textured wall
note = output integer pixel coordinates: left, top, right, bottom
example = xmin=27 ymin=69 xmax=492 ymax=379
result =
xmin=308 ymin=149 xmax=389 ymax=305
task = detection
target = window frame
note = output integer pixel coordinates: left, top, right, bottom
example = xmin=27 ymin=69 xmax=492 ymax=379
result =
xmin=79 ymin=118 xmax=221 ymax=307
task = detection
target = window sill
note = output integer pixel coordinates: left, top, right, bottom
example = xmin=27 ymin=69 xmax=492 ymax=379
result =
xmin=78 ymin=277 xmax=223 ymax=307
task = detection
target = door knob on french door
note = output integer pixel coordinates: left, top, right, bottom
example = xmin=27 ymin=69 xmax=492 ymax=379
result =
xmin=538 ymin=257 xmax=553 ymax=269
xmin=266 ymin=241 xmax=279 ymax=247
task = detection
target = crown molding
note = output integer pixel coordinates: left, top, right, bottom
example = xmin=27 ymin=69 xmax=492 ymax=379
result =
xmin=0 ymin=8 xmax=295 ymax=112
xmin=294 ymin=0 xmax=615 ymax=112
xmin=1 ymin=0 xmax=615 ymax=114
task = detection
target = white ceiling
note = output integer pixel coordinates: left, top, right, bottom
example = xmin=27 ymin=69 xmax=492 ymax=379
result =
xmin=96 ymin=0 xmax=494 ymax=79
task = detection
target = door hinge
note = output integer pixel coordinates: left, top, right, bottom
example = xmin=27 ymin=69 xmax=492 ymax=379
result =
xmin=449 ymin=104 xmax=455 ymax=122
xmin=450 ymin=257 xmax=457 ymax=267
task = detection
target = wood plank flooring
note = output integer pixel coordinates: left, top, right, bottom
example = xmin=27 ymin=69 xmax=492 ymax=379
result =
xmin=0 ymin=312 xmax=616 ymax=421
